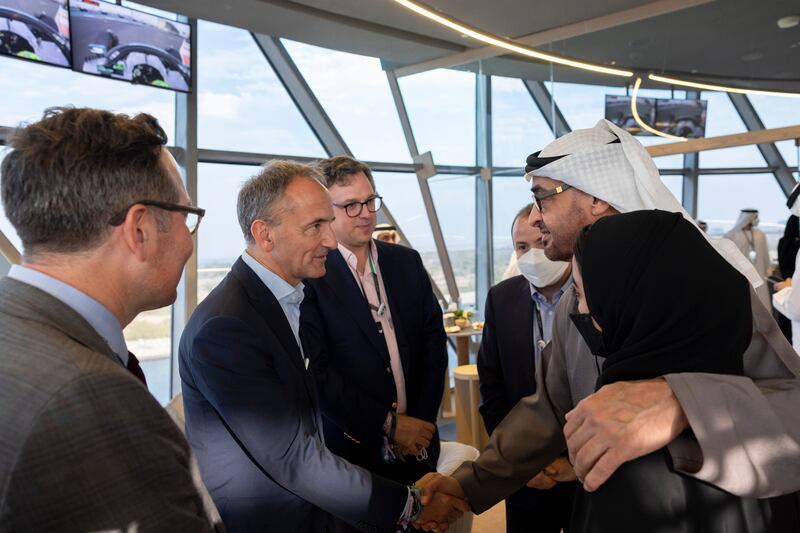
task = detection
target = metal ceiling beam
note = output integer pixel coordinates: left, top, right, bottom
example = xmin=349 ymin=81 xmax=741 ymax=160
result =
xmin=252 ymin=34 xmax=351 ymax=156
xmin=523 ymin=80 xmax=571 ymax=138
xmin=386 ymin=69 xmax=460 ymax=302
xmin=393 ymin=0 xmax=716 ymax=78
xmin=647 ymin=125 xmax=800 ymax=158
xmin=728 ymin=93 xmax=798 ymax=197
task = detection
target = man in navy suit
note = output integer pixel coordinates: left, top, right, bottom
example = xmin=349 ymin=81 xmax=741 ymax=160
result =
xmin=477 ymin=203 xmax=577 ymax=533
xmin=179 ymin=161 xmax=465 ymax=533
xmin=302 ymin=156 xmax=447 ymax=490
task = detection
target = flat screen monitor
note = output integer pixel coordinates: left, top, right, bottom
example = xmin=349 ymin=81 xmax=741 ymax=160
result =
xmin=0 ymin=0 xmax=71 ymax=67
xmin=654 ymin=98 xmax=707 ymax=138
xmin=69 ymin=0 xmax=190 ymax=92
xmin=605 ymin=95 xmax=655 ymax=137
xmin=605 ymin=94 xmax=708 ymax=138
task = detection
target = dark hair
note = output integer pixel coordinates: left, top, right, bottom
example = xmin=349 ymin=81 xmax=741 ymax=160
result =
xmin=573 ymin=223 xmax=593 ymax=271
xmin=317 ymin=155 xmax=375 ymax=190
xmin=237 ymin=160 xmax=324 ymax=244
xmin=511 ymin=203 xmax=534 ymax=237
xmin=1 ymin=107 xmax=177 ymax=256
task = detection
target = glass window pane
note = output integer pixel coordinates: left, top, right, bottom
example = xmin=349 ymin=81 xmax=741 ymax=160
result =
xmin=197 ymin=22 xmax=324 ymax=157
xmin=0 ymin=56 xmax=175 ymax=140
xmin=551 ymin=81 xmax=683 ymax=169
xmin=125 ymin=306 xmax=172 ymax=405
xmin=661 ymin=175 xmax=683 ymax=204
xmin=700 ymin=92 xmax=766 ymax=168
xmin=0 ymin=147 xmax=22 ymax=253
xmin=281 ymin=40 xmax=411 ymax=163
xmin=197 ymin=162 xmax=263 ymax=302
xmin=750 ymin=94 xmax=800 ymax=169
xmin=429 ymin=175 xmax=476 ymax=306
xmin=698 ymin=173 xmax=786 ymax=262
xmin=399 ymin=69 xmax=475 ymax=166
xmin=492 ymin=76 xmax=555 ymax=167
xmin=373 ymin=172 xmax=449 ymax=303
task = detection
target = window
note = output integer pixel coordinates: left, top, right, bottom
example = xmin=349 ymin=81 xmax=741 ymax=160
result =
xmin=282 ymin=40 xmax=411 ymax=163
xmin=749 ymin=94 xmax=800 ymax=169
xmin=197 ymin=162 xmax=262 ymax=302
xmin=125 ymin=307 xmax=172 ymax=405
xmin=429 ymin=175 xmax=476 ymax=306
xmin=492 ymin=76 xmax=555 ymax=167
xmin=197 ymin=22 xmax=324 ymax=157
xmin=373 ymin=172 xmax=450 ymax=304
xmin=398 ymin=69 xmax=476 ymax=166
xmin=697 ymin=173 xmax=786 ymax=261
xmin=700 ymin=92 xmax=766 ymax=168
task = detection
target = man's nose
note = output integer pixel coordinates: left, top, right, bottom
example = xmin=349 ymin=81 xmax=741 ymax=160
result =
xmin=528 ymin=206 xmax=543 ymax=229
xmin=322 ymin=225 xmax=337 ymax=249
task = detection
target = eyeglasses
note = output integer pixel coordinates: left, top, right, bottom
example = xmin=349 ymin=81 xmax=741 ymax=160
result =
xmin=332 ymin=195 xmax=383 ymax=218
xmin=109 ymin=200 xmax=206 ymax=234
xmin=532 ymin=184 xmax=572 ymax=212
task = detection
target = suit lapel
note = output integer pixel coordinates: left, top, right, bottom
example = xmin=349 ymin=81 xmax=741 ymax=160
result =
xmin=231 ymin=259 xmax=305 ymax=374
xmin=509 ymin=276 xmax=537 ymax=381
xmin=323 ymin=250 xmax=391 ymax=364
xmin=0 ymin=277 xmax=123 ymax=366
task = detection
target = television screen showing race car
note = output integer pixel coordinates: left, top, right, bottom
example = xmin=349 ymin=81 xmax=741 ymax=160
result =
xmin=605 ymin=95 xmax=707 ymax=138
xmin=0 ymin=0 xmax=71 ymax=67
xmin=70 ymin=0 xmax=190 ymax=92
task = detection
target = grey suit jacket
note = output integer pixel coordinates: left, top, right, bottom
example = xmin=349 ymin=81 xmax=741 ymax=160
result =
xmin=455 ymin=284 xmax=800 ymax=512
xmin=0 ymin=277 xmax=213 ymax=532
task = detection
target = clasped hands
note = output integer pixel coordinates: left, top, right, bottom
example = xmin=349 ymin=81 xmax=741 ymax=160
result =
xmin=412 ymin=473 xmax=469 ymax=532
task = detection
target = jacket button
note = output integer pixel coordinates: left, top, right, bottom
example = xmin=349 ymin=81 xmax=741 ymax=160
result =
xmin=386 ymin=367 xmax=391 ymax=374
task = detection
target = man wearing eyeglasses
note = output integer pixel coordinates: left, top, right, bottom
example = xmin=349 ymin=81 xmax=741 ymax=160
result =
xmin=302 ymin=156 xmax=448 ymax=493
xmin=0 ymin=107 xmax=215 ymax=531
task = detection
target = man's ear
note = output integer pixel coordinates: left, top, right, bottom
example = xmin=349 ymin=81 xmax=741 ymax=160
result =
xmin=120 ymin=204 xmax=151 ymax=261
xmin=590 ymin=197 xmax=616 ymax=217
xmin=251 ymin=219 xmax=275 ymax=253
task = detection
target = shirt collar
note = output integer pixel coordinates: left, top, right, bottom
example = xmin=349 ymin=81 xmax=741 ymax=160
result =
xmin=241 ymin=251 xmax=305 ymax=305
xmin=530 ymin=274 xmax=573 ymax=307
xmin=7 ymin=265 xmax=128 ymax=365
xmin=338 ymin=240 xmax=378 ymax=275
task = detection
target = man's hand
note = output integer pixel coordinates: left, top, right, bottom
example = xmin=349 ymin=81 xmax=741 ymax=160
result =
xmin=394 ymin=414 xmax=435 ymax=454
xmin=775 ymin=278 xmax=792 ymax=291
xmin=414 ymin=473 xmax=469 ymax=532
xmin=563 ymin=379 xmax=688 ymax=493
xmin=526 ymin=457 xmax=577 ymax=490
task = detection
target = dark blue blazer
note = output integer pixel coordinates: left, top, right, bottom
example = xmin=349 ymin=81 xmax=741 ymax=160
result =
xmin=477 ymin=274 xmax=576 ymax=529
xmin=302 ymin=241 xmax=447 ymax=483
xmin=180 ymin=258 xmax=408 ymax=533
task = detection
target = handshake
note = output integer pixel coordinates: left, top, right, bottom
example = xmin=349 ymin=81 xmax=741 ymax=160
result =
xmin=411 ymin=473 xmax=469 ymax=532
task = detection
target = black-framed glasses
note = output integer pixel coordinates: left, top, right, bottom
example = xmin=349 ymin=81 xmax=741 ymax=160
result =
xmin=332 ymin=195 xmax=383 ymax=218
xmin=532 ymin=184 xmax=572 ymax=212
xmin=109 ymin=200 xmax=206 ymax=234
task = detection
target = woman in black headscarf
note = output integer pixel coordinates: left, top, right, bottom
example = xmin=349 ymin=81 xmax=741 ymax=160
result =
xmin=568 ymin=209 xmax=798 ymax=533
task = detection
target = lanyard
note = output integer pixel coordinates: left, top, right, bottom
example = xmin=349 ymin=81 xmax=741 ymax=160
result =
xmin=533 ymin=300 xmax=546 ymax=350
xmin=353 ymin=250 xmax=386 ymax=317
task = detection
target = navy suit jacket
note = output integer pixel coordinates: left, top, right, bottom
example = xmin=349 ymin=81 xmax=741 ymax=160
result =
xmin=180 ymin=258 xmax=408 ymax=533
xmin=302 ymin=241 xmax=447 ymax=483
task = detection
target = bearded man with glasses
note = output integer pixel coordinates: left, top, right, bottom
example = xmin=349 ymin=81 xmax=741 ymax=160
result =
xmin=301 ymin=156 xmax=448 ymax=503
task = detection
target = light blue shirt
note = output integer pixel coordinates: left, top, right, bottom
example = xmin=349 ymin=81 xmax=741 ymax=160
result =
xmin=241 ymin=252 xmax=306 ymax=364
xmin=7 ymin=265 xmax=128 ymax=366
xmin=530 ymin=275 xmax=573 ymax=357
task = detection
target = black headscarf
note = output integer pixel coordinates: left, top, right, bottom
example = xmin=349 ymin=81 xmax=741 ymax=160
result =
xmin=578 ymin=210 xmax=751 ymax=388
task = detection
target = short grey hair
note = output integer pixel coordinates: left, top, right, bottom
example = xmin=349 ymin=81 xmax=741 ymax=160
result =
xmin=237 ymin=160 xmax=324 ymax=244
xmin=1 ymin=107 xmax=178 ymax=256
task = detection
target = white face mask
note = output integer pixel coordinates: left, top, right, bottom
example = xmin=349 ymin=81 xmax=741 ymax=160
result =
xmin=517 ymin=248 xmax=569 ymax=288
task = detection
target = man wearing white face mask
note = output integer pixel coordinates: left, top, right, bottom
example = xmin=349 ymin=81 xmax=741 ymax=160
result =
xmin=477 ymin=203 xmax=576 ymax=533
xmin=773 ymin=185 xmax=800 ymax=354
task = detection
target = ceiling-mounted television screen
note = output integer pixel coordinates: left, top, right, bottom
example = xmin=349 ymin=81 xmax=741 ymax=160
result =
xmin=0 ymin=0 xmax=71 ymax=67
xmin=69 ymin=0 xmax=190 ymax=92
xmin=605 ymin=95 xmax=655 ymax=137
xmin=605 ymin=95 xmax=707 ymax=138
